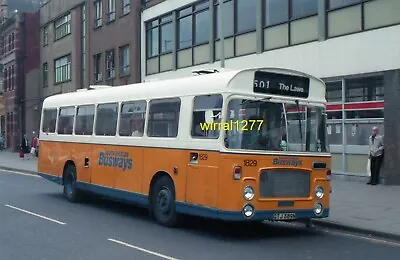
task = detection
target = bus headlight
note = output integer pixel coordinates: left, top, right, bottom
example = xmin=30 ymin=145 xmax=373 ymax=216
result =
xmin=243 ymin=186 xmax=255 ymax=201
xmin=242 ymin=204 xmax=255 ymax=218
xmin=313 ymin=203 xmax=324 ymax=216
xmin=315 ymin=186 xmax=324 ymax=199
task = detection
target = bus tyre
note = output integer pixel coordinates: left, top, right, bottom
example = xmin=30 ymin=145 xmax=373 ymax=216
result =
xmin=151 ymin=176 xmax=177 ymax=227
xmin=63 ymin=164 xmax=81 ymax=203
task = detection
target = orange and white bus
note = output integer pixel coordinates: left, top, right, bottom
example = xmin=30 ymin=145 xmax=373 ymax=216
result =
xmin=38 ymin=67 xmax=331 ymax=227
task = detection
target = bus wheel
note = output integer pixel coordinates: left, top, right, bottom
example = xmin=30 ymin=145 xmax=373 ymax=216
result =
xmin=151 ymin=176 xmax=177 ymax=227
xmin=63 ymin=164 xmax=81 ymax=203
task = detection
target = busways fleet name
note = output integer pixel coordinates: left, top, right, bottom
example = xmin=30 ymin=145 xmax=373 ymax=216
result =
xmin=98 ymin=150 xmax=133 ymax=171
xmin=273 ymin=157 xmax=302 ymax=167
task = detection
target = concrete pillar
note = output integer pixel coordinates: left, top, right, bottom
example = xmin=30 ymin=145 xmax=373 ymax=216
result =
xmin=382 ymin=69 xmax=400 ymax=185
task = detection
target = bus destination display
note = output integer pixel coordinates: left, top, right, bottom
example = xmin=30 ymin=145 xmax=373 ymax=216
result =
xmin=253 ymin=71 xmax=310 ymax=98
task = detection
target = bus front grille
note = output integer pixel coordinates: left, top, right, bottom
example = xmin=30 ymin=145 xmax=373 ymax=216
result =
xmin=259 ymin=169 xmax=310 ymax=198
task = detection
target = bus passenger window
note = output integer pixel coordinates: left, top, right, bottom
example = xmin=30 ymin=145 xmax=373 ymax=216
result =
xmin=191 ymin=94 xmax=223 ymax=139
xmin=147 ymin=98 xmax=181 ymax=138
xmin=119 ymin=101 xmax=147 ymax=137
xmin=75 ymin=105 xmax=95 ymax=135
xmin=57 ymin=107 xmax=75 ymax=135
xmin=42 ymin=109 xmax=57 ymax=133
xmin=95 ymin=103 xmax=118 ymax=136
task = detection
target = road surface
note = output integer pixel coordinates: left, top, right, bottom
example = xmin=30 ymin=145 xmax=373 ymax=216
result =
xmin=0 ymin=169 xmax=399 ymax=260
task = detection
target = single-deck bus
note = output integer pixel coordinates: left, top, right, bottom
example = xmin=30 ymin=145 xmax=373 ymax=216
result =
xmin=38 ymin=67 xmax=331 ymax=227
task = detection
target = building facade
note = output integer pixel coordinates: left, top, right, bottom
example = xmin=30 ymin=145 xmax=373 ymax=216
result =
xmin=89 ymin=0 xmax=141 ymax=86
xmin=0 ymin=4 xmax=40 ymax=150
xmin=40 ymin=0 xmax=87 ymax=98
xmin=40 ymin=0 xmax=142 ymax=100
xmin=24 ymin=12 xmax=41 ymax=139
xmin=141 ymin=0 xmax=400 ymax=184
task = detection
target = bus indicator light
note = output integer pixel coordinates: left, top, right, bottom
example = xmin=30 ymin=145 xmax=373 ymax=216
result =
xmin=233 ymin=166 xmax=242 ymax=180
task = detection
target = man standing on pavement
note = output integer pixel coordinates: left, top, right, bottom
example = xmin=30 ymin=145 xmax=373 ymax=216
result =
xmin=368 ymin=126 xmax=384 ymax=185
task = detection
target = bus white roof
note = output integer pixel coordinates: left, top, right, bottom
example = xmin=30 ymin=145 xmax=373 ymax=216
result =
xmin=42 ymin=67 xmax=326 ymax=108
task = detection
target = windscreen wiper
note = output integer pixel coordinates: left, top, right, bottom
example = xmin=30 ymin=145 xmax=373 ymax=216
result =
xmin=295 ymin=100 xmax=304 ymax=151
xmin=241 ymin=97 xmax=271 ymax=105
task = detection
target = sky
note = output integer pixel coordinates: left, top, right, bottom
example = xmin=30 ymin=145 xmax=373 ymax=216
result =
xmin=5 ymin=0 xmax=43 ymax=13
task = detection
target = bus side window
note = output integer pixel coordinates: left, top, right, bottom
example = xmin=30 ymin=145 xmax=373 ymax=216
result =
xmin=75 ymin=105 xmax=95 ymax=135
xmin=191 ymin=94 xmax=223 ymax=139
xmin=147 ymin=98 xmax=181 ymax=138
xmin=95 ymin=103 xmax=118 ymax=136
xmin=57 ymin=107 xmax=75 ymax=135
xmin=119 ymin=100 xmax=147 ymax=137
xmin=42 ymin=109 xmax=57 ymax=133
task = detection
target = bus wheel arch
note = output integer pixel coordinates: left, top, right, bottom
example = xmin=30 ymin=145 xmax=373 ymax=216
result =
xmin=149 ymin=171 xmax=178 ymax=227
xmin=62 ymin=160 xmax=81 ymax=203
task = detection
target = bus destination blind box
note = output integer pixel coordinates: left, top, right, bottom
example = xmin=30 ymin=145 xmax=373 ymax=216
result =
xmin=253 ymin=71 xmax=310 ymax=98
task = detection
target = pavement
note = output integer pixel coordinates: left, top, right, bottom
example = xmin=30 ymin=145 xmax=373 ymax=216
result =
xmin=0 ymin=170 xmax=400 ymax=260
xmin=1 ymin=150 xmax=400 ymax=244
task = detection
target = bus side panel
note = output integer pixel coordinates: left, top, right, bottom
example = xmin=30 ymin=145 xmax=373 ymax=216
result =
xmin=38 ymin=140 xmax=57 ymax=176
xmin=72 ymin=143 xmax=92 ymax=183
xmin=219 ymin=154 xmax=331 ymax=213
xmin=114 ymin=146 xmax=143 ymax=193
xmin=90 ymin=145 xmax=117 ymax=188
xmin=186 ymin=150 xmax=219 ymax=208
xmin=54 ymin=142 xmax=75 ymax=177
xmin=142 ymin=148 xmax=188 ymax=202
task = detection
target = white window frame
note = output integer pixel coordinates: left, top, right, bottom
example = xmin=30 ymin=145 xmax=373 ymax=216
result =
xmin=54 ymin=55 xmax=71 ymax=83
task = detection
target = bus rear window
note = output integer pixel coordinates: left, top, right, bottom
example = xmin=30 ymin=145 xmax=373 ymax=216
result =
xmin=42 ymin=109 xmax=57 ymax=133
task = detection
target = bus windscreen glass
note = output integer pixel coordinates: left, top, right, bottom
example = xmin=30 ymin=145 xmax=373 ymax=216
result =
xmin=224 ymin=99 xmax=328 ymax=153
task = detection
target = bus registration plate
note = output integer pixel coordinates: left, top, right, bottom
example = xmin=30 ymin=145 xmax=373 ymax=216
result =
xmin=273 ymin=213 xmax=296 ymax=220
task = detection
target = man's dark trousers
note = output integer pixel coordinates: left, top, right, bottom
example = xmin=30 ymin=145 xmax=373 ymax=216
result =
xmin=370 ymin=155 xmax=383 ymax=184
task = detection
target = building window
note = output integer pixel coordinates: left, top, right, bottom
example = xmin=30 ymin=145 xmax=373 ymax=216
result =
xmin=121 ymin=0 xmax=130 ymax=15
xmin=191 ymin=94 xmax=223 ymax=139
xmin=291 ymin=0 xmax=318 ymax=19
xmin=54 ymin=55 xmax=71 ymax=83
xmin=94 ymin=53 xmax=102 ymax=82
xmin=119 ymin=100 xmax=147 ymax=136
xmin=95 ymin=1 xmax=103 ymax=28
xmin=54 ymin=13 xmax=71 ymax=40
xmin=345 ymin=75 xmax=384 ymax=102
xmin=178 ymin=8 xmax=193 ymax=49
xmin=43 ymin=63 xmax=48 ymax=87
xmin=237 ymin=0 xmax=257 ymax=33
xmin=119 ymin=45 xmax=130 ymax=76
xmin=146 ymin=22 xmax=159 ymax=57
xmin=75 ymin=105 xmax=95 ymax=135
xmin=328 ymin=0 xmax=361 ymax=10
xmin=43 ymin=26 xmax=49 ymax=45
xmin=10 ymin=33 xmax=14 ymax=50
xmin=146 ymin=14 xmax=173 ymax=57
xmin=106 ymin=49 xmax=115 ymax=79
xmin=264 ymin=0 xmax=289 ymax=27
xmin=214 ymin=0 xmax=234 ymax=38
xmin=95 ymin=103 xmax=118 ymax=136
xmin=194 ymin=2 xmax=210 ymax=44
xmin=57 ymin=107 xmax=75 ymax=135
xmin=147 ymin=98 xmax=181 ymax=138
xmin=326 ymin=81 xmax=342 ymax=103
xmin=107 ymin=0 xmax=116 ymax=22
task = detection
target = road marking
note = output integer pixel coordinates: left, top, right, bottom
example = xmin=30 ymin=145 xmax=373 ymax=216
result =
xmin=108 ymin=238 xmax=179 ymax=260
xmin=0 ymin=169 xmax=40 ymax=178
xmin=325 ymin=229 xmax=400 ymax=247
xmin=5 ymin=204 xmax=66 ymax=225
xmin=270 ymin=221 xmax=400 ymax=247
